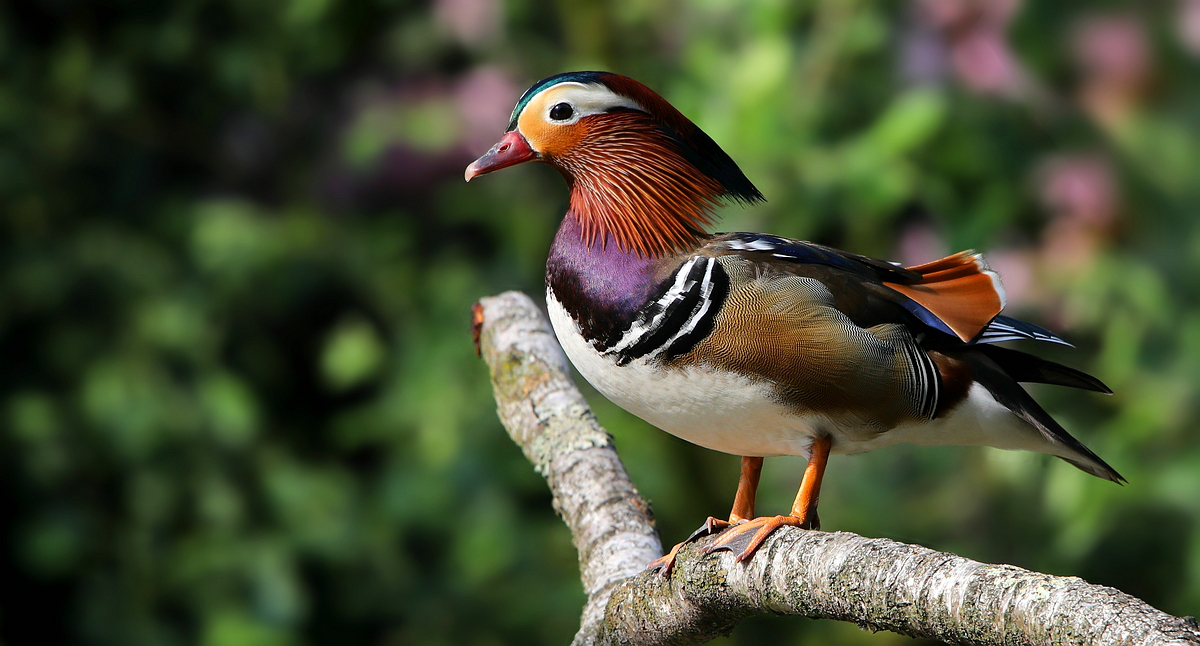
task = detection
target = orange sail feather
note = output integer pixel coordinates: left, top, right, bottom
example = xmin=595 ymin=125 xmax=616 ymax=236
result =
xmin=884 ymin=251 xmax=1006 ymax=342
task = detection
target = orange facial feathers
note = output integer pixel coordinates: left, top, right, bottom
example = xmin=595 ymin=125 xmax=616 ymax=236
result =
xmin=884 ymin=251 xmax=1006 ymax=342
xmin=555 ymin=112 xmax=727 ymax=258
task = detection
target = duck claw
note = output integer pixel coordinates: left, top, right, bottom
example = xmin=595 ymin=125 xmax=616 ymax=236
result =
xmin=648 ymin=516 xmax=739 ymax=577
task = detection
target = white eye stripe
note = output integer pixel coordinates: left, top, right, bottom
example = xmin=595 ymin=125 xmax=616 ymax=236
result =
xmin=539 ymin=82 xmax=643 ymax=125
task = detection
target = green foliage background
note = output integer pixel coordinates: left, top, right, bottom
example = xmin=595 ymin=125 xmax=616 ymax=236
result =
xmin=2 ymin=1 xmax=1198 ymax=644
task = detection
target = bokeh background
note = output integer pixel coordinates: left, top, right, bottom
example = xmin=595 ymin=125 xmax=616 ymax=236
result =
xmin=3 ymin=0 xmax=1199 ymax=644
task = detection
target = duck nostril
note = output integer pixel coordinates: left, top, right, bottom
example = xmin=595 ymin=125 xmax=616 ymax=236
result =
xmin=499 ymin=143 xmax=510 ymax=153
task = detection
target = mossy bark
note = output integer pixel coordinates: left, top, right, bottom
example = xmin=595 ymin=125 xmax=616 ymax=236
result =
xmin=477 ymin=292 xmax=663 ymax=644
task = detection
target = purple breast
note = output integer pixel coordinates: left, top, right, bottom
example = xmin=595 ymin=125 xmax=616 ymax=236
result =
xmin=546 ymin=213 xmax=663 ymax=345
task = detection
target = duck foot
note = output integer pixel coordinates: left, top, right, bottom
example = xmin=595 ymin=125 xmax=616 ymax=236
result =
xmin=648 ymin=516 xmax=739 ymax=576
xmin=700 ymin=511 xmax=819 ymax=563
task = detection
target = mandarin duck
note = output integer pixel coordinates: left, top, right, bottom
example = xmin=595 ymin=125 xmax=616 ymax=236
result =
xmin=466 ymin=71 xmax=1121 ymax=573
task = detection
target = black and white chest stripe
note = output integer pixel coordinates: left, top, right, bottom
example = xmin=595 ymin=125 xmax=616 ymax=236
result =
xmin=598 ymin=256 xmax=730 ymax=366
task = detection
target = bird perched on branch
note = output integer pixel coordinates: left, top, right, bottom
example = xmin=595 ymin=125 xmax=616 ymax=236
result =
xmin=465 ymin=71 xmax=1120 ymax=573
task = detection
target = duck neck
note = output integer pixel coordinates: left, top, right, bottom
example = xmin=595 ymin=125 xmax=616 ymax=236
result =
xmin=546 ymin=211 xmax=676 ymax=341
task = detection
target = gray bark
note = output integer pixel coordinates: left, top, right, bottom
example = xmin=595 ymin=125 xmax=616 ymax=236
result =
xmin=474 ymin=291 xmax=1200 ymax=646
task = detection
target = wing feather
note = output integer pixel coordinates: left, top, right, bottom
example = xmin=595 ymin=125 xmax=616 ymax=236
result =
xmin=883 ymin=251 xmax=1005 ymax=343
xmin=712 ymin=235 xmax=1007 ymax=343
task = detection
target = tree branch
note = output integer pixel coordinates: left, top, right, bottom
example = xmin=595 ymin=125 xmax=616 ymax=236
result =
xmin=473 ymin=291 xmax=1200 ymax=646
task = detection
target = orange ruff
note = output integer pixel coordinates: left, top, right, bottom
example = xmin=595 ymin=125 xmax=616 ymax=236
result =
xmin=556 ymin=112 xmax=725 ymax=258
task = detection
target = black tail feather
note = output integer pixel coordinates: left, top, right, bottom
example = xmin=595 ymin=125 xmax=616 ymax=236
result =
xmin=967 ymin=352 xmax=1125 ymax=484
xmin=978 ymin=344 xmax=1112 ymax=394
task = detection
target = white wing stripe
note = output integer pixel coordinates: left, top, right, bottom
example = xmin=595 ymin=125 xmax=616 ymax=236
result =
xmin=666 ymin=258 xmax=717 ymax=345
xmin=606 ymin=257 xmax=699 ymax=354
xmin=603 ymin=257 xmax=727 ymax=363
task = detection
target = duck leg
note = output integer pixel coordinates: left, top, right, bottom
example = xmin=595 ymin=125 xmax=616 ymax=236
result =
xmin=649 ymin=456 xmax=763 ymax=575
xmin=725 ymin=454 xmax=763 ymax=523
xmin=703 ymin=435 xmax=831 ymax=562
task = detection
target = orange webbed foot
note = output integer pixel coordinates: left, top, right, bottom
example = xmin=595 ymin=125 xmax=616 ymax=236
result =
xmin=648 ymin=516 xmax=739 ymax=577
xmin=701 ymin=512 xmax=819 ymax=563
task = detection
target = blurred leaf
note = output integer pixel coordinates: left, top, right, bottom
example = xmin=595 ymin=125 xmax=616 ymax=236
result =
xmin=865 ymin=90 xmax=947 ymax=158
xmin=191 ymin=200 xmax=276 ymax=277
xmin=18 ymin=513 xmax=83 ymax=579
xmin=320 ymin=316 xmax=385 ymax=391
xmin=201 ymin=373 xmax=261 ymax=447
xmin=203 ymin=611 xmax=297 ymax=646
xmin=344 ymin=98 xmax=460 ymax=168
xmin=7 ymin=392 xmax=58 ymax=443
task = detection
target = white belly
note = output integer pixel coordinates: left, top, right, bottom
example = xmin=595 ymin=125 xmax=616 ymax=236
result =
xmin=850 ymin=383 xmax=1057 ymax=454
xmin=547 ymin=292 xmax=824 ymax=457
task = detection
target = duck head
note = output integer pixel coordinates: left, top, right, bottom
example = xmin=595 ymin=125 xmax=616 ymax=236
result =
xmin=466 ymin=71 xmax=763 ymax=257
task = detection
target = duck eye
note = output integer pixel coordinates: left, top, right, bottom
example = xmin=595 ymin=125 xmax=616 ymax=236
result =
xmin=549 ymin=102 xmax=574 ymax=121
